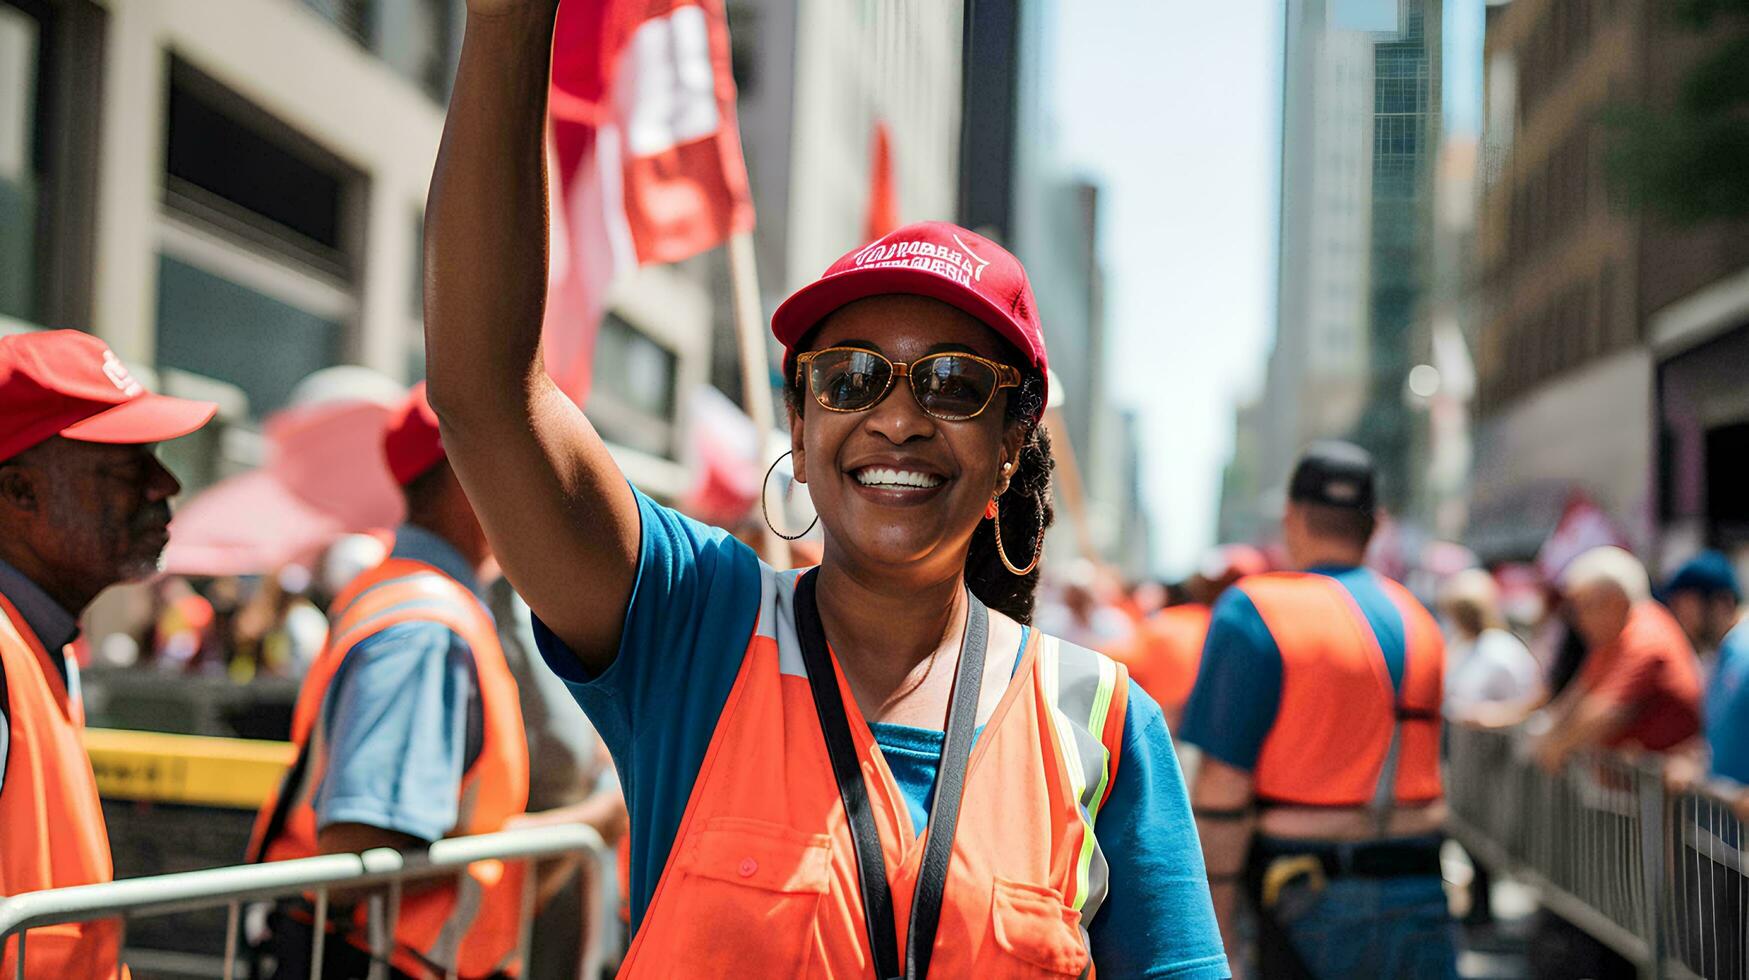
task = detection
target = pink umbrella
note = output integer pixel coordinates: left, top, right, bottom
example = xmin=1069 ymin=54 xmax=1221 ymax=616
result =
xmin=163 ymin=398 xmax=405 ymax=576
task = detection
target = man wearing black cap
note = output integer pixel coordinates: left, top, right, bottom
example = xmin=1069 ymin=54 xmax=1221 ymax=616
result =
xmin=1178 ymin=441 xmax=1454 ymax=978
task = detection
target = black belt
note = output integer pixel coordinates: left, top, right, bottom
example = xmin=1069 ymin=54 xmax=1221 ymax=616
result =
xmin=1256 ymin=838 xmax=1443 ymax=880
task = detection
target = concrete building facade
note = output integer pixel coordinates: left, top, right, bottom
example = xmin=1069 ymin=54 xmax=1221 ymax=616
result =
xmin=1 ymin=0 xmax=707 ymax=497
xmin=1221 ymin=0 xmax=1442 ymax=544
xmin=1469 ymin=0 xmax=1749 ymax=571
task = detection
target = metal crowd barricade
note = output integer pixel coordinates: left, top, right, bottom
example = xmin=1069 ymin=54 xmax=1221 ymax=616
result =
xmin=0 ymin=823 xmax=605 ymax=980
xmin=1446 ymin=723 xmax=1748 ymax=980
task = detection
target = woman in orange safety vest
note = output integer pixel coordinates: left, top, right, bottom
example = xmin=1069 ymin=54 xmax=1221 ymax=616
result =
xmin=420 ymin=3 xmax=1228 ymax=976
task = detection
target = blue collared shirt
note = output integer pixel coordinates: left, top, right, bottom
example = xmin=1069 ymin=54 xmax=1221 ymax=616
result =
xmin=310 ymin=524 xmax=486 ymax=843
xmin=0 ymin=557 xmax=82 ymax=795
xmin=0 ymin=557 xmax=79 ymax=665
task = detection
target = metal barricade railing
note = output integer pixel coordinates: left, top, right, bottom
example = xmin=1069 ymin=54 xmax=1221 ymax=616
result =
xmin=0 ymin=823 xmax=606 ymax=980
xmin=1447 ymin=723 xmax=1748 ymax=980
xmin=1665 ymin=788 xmax=1747 ymax=980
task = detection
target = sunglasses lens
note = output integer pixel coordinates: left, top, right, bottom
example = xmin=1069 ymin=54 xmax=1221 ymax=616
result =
xmin=913 ymin=355 xmax=999 ymax=420
xmin=809 ymin=349 xmax=892 ymax=411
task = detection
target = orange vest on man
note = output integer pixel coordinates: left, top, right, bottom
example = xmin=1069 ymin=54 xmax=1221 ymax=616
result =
xmin=0 ymin=595 xmax=123 ymax=979
xmin=620 ymin=566 xmax=1128 ymax=977
xmin=249 ymin=558 xmax=529 ymax=978
xmin=1111 ymin=546 xmax=1269 ymax=723
xmin=1112 ymin=603 xmax=1212 ymax=720
xmin=1235 ymin=571 xmax=1444 ymax=808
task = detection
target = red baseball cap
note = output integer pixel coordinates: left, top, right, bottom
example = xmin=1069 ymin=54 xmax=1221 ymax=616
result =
xmin=770 ymin=221 xmax=1049 ymax=419
xmin=383 ymin=382 xmax=445 ymax=486
xmin=0 ymin=330 xmax=218 ymax=463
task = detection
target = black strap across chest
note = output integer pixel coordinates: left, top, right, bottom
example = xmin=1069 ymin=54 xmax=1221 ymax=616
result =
xmin=793 ymin=569 xmax=988 ymax=980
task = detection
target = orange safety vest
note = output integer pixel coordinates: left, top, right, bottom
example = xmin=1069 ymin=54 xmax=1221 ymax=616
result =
xmin=248 ymin=559 xmax=530 ymax=979
xmin=1111 ymin=603 xmax=1212 ymax=716
xmin=1237 ymin=572 xmax=1444 ymax=809
xmin=622 ymin=567 xmax=1130 ymax=978
xmin=0 ymin=594 xmax=125 ymax=979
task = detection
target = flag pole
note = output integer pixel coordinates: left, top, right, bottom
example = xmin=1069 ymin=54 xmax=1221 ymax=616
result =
xmin=727 ymin=231 xmax=790 ymax=566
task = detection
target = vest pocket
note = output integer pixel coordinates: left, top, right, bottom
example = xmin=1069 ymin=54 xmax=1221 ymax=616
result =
xmin=988 ymin=877 xmax=1090 ymax=978
xmin=666 ymin=817 xmax=831 ymax=973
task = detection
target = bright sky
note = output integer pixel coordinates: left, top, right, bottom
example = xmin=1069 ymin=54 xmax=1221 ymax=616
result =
xmin=1050 ymin=0 xmax=1483 ymax=577
xmin=1051 ymin=2 xmax=1284 ymax=576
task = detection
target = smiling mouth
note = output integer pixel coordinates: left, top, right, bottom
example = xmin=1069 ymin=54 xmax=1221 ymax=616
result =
xmin=852 ymin=466 xmax=945 ymax=490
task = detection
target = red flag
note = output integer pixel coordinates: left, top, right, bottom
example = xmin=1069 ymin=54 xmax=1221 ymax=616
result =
xmin=864 ymin=120 xmax=898 ymax=242
xmin=544 ymin=0 xmax=756 ymax=404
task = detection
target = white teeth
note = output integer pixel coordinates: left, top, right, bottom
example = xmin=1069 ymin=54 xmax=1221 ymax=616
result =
xmin=854 ymin=467 xmax=943 ymax=489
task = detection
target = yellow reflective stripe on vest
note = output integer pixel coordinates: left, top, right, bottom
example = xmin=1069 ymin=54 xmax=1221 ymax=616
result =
xmin=1041 ymin=636 xmax=1121 ymax=915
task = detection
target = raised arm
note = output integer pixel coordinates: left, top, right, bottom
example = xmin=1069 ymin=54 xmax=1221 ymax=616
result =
xmin=424 ymin=0 xmax=639 ymax=672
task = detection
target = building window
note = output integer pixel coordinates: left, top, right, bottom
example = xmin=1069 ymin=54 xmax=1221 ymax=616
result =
xmin=373 ymin=0 xmax=460 ymax=102
xmin=301 ymin=0 xmax=373 ymax=48
xmin=154 ymin=252 xmax=346 ymax=415
xmin=727 ymin=2 xmax=758 ymax=97
xmin=407 ymin=206 xmax=425 ymax=382
xmin=303 ymin=0 xmax=462 ymax=103
xmin=0 ymin=0 xmax=101 ymax=329
xmin=589 ymin=311 xmax=679 ymax=458
xmin=156 ymin=61 xmax=362 ymax=417
xmin=0 ymin=3 xmax=41 ymax=323
xmin=165 ymin=63 xmax=354 ymax=277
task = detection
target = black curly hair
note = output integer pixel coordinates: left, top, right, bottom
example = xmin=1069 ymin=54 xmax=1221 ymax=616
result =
xmin=783 ymin=334 xmax=1055 ymax=624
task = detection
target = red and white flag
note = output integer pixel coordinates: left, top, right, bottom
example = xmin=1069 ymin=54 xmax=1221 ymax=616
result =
xmin=543 ymin=0 xmax=756 ymax=403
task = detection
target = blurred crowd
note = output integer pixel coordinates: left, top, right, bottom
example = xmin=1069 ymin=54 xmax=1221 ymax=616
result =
xmin=10 ymin=325 xmax=1749 ymax=980
xmin=1033 ymin=541 xmax=1748 ymax=812
xmin=79 ymin=536 xmax=380 ymax=683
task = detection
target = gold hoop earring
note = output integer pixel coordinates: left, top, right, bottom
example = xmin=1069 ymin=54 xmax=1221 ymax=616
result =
xmin=761 ymin=451 xmax=818 ymax=541
xmin=992 ymin=497 xmax=1043 ymax=576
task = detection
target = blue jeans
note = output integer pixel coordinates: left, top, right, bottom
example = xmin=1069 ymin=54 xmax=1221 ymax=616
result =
xmin=1271 ymin=873 xmax=1458 ymax=980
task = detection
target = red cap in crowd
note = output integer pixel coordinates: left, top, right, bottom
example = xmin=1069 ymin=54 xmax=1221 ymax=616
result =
xmin=770 ymin=221 xmax=1050 ymax=419
xmin=383 ymin=382 xmax=445 ymax=486
xmin=0 ymin=330 xmax=218 ymax=463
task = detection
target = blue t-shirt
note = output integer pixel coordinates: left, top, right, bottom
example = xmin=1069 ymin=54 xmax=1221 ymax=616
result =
xmin=534 ymin=489 xmax=1227 ymax=978
xmin=1178 ymin=566 xmax=1407 ymax=771
xmin=312 ymin=525 xmax=483 ymax=843
xmin=1706 ymin=623 xmax=1749 ymax=785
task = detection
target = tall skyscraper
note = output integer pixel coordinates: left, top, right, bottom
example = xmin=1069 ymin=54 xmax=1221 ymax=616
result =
xmin=1353 ymin=0 xmax=1441 ymax=516
xmin=1220 ymin=0 xmax=1441 ymax=540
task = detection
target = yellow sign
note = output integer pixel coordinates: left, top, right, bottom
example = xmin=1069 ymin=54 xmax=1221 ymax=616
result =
xmin=85 ymin=728 xmax=295 ymax=810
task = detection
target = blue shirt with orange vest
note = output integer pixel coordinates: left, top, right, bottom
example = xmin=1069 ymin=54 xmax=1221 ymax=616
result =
xmin=1178 ymin=564 xmax=1444 ymax=816
xmin=533 ymin=489 xmax=1228 ymax=978
xmin=1181 ymin=565 xmax=1410 ymax=772
xmin=312 ymin=524 xmax=483 ymax=842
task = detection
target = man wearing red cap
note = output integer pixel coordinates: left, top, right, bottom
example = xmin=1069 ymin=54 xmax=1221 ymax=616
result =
xmin=249 ymin=384 xmax=534 ymax=979
xmin=0 ymin=329 xmax=217 ymax=977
